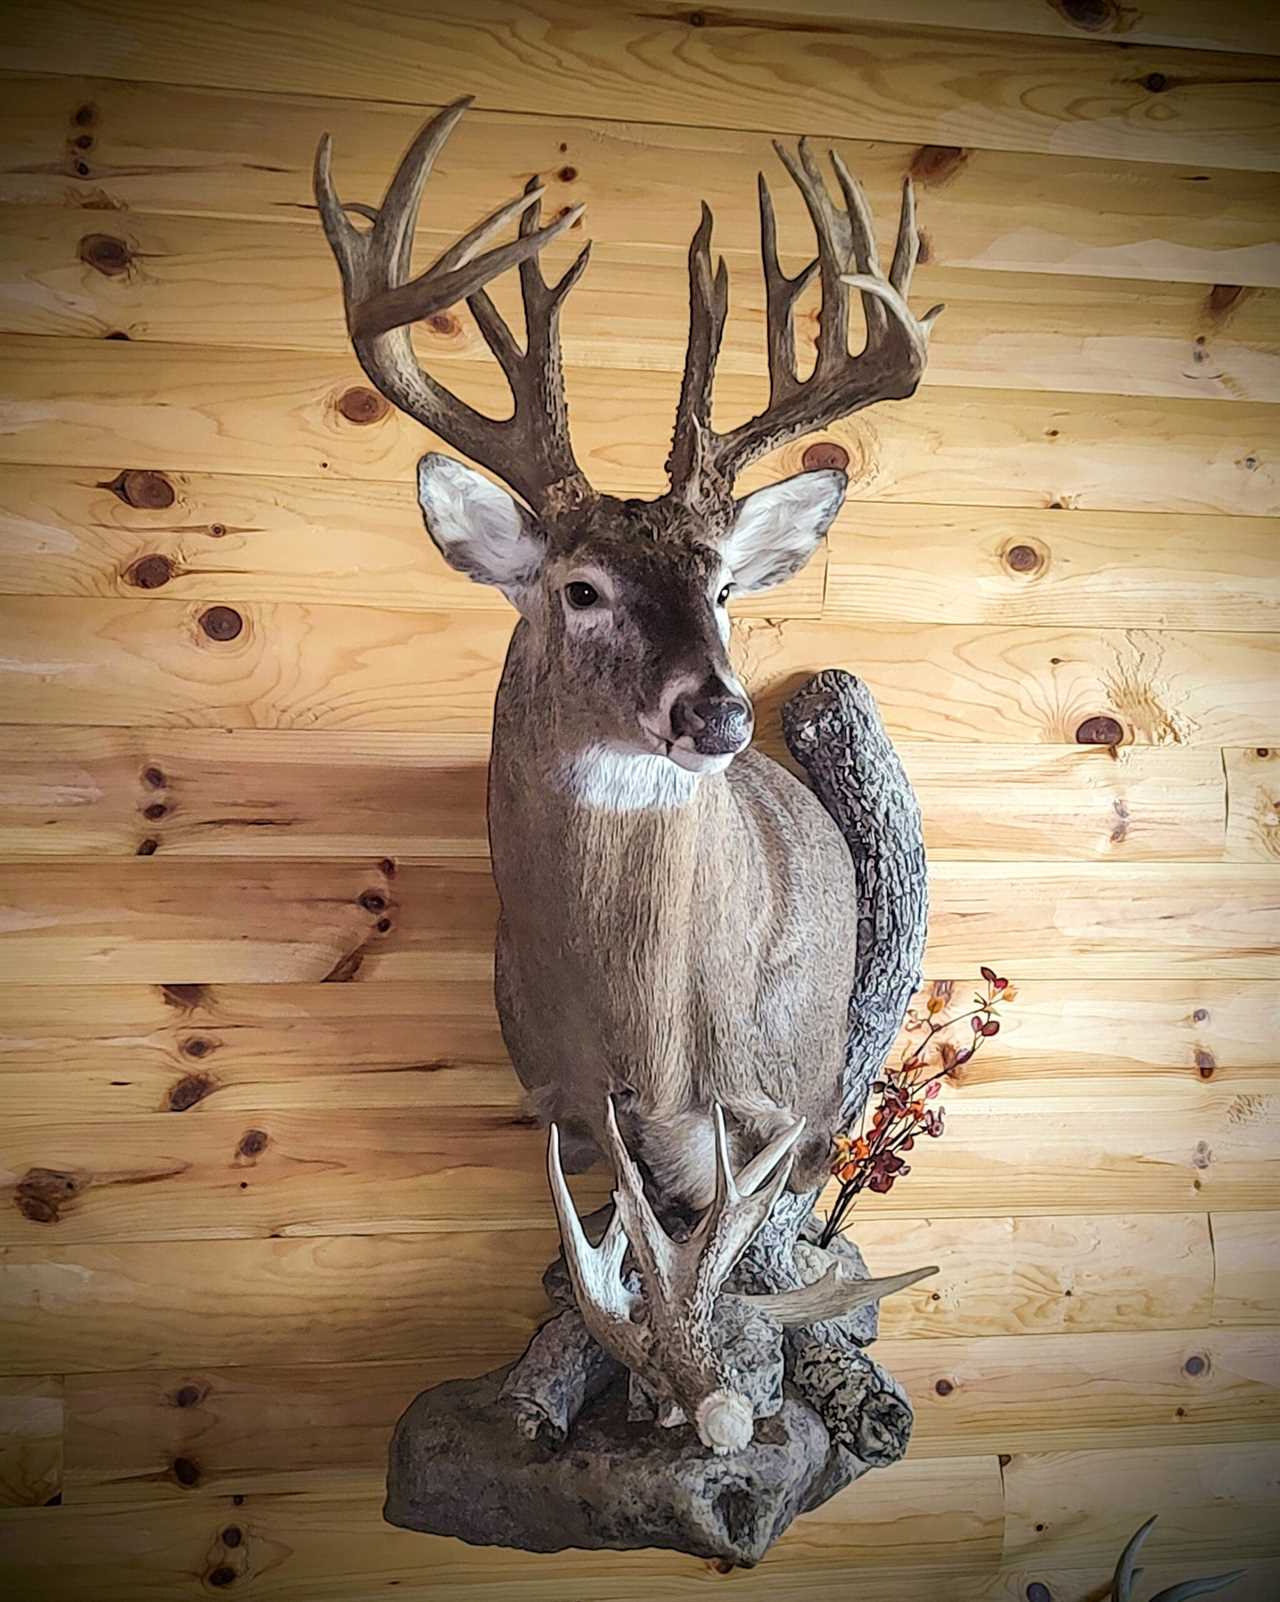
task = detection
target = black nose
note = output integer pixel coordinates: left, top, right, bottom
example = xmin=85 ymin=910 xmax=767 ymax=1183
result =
xmin=670 ymin=690 xmax=753 ymax=755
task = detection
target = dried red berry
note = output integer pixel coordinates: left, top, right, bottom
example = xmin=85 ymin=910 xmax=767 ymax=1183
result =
xmin=981 ymin=1019 xmax=1001 ymax=1037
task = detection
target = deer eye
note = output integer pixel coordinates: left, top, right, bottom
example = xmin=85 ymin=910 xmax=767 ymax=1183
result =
xmin=716 ymin=583 xmax=733 ymax=607
xmin=565 ymin=581 xmax=600 ymax=610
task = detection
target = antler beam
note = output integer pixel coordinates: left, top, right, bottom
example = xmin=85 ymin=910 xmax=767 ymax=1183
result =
xmin=668 ymin=139 xmax=944 ymax=506
xmin=314 ymin=97 xmax=592 ymax=513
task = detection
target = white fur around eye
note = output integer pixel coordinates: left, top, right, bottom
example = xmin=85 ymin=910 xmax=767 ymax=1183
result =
xmin=721 ymin=469 xmax=847 ymax=593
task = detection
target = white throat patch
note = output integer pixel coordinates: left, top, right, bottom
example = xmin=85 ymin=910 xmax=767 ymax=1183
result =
xmin=563 ymin=745 xmax=701 ymax=812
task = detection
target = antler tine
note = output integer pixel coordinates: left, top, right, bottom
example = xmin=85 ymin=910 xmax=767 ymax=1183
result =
xmin=829 ymin=147 xmax=888 ymax=345
xmin=547 ymin=1124 xmax=649 ymax=1370
xmin=756 ymin=171 xmax=818 ymax=410
xmin=1148 ymin=1573 xmax=1248 ymax=1601
xmin=315 ymin=101 xmax=594 ymax=513
xmin=1113 ymin=1516 xmax=1158 ymax=1602
xmin=745 ymin=1259 xmax=938 ymax=1327
xmin=602 ymin=1096 xmax=679 ymax=1297
xmin=888 ymin=175 xmax=919 ymax=297
xmin=667 ymin=202 xmax=730 ymax=497
xmin=688 ymin=1106 xmax=799 ymax=1300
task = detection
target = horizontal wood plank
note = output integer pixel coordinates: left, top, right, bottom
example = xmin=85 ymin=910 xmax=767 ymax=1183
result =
xmin=4 ymin=76 xmax=1277 ymax=288
xmin=0 ymin=1213 xmax=1215 ymax=1374
xmin=826 ymin=504 xmax=1280 ymax=630
xmin=0 ymin=1464 xmax=1004 ymax=1600
xmin=1 ymin=979 xmax=1272 ymax=1129
xmin=5 ymin=205 xmax=1278 ymax=404
xmin=0 ymin=726 xmax=1227 ymax=861
xmin=1 ymin=859 xmax=1277 ymax=983
xmin=58 ymin=1325 xmax=1280 ymax=1504
xmin=6 ymin=1 xmax=1280 ymax=170
xmin=2 ymin=598 xmax=1278 ymax=748
xmin=2 ymin=338 xmax=1277 ymax=518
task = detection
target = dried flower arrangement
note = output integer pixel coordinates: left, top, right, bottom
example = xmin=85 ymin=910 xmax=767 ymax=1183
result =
xmin=819 ymin=966 xmax=1016 ymax=1249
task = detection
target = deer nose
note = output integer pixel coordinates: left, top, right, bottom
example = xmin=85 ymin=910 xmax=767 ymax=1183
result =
xmin=670 ymin=689 xmax=753 ymax=755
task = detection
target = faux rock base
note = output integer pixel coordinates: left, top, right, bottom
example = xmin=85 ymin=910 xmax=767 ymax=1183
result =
xmin=385 ymin=1364 xmax=860 ymax=1566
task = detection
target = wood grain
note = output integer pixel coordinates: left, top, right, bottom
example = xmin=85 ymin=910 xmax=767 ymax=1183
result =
xmin=0 ymin=1377 xmax=61 ymax=1507
xmin=2 ymin=337 xmax=1277 ymax=518
xmin=0 ymin=726 xmax=1226 ymax=860
xmin=1 ymin=859 xmax=1277 ymax=983
xmin=58 ymin=1325 xmax=1280 ymax=1505
xmin=1003 ymin=1440 xmax=1280 ymax=1564
xmin=5 ymin=76 xmax=1277 ymax=288
xmin=826 ymin=504 xmax=1280 ymax=630
xmin=6 ymin=1 xmax=1280 ymax=169
xmin=1224 ymin=745 xmax=1280 ymax=860
xmin=3 ymin=597 xmax=1278 ymax=747
xmin=0 ymin=1466 xmax=1005 ymax=1601
xmin=0 ymin=1213 xmax=1215 ymax=1374
xmin=1211 ymin=1212 xmax=1280 ymax=1327
xmin=5 ymin=204 xmax=1278 ymax=404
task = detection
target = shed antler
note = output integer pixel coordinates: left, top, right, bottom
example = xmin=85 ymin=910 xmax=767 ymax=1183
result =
xmin=314 ymin=97 xmax=592 ymax=513
xmin=549 ymin=1099 xmax=936 ymax=1454
xmin=668 ymin=139 xmax=943 ymax=503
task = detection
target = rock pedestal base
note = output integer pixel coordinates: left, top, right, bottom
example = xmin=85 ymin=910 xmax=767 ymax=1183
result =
xmin=385 ymin=1364 xmax=861 ymax=1567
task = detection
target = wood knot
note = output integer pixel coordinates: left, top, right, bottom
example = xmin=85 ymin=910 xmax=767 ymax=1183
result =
xmin=207 ymin=1567 xmax=237 ymax=1589
xmin=1142 ymin=71 xmax=1169 ymax=93
xmin=908 ymin=145 xmax=967 ymax=186
xmin=100 ymin=469 xmax=176 ymax=509
xmin=1183 ymin=1353 xmax=1208 ymax=1376
xmin=427 ymin=312 xmax=460 ymax=336
xmin=934 ymin=1378 xmax=954 ymax=1396
xmin=168 ymin=1072 xmax=216 ymax=1111
xmin=172 ymin=1456 xmax=201 ymax=1487
xmin=136 ymin=838 xmax=158 ymax=856
xmin=237 ymin=1128 xmax=269 ymax=1159
xmin=16 ymin=1168 xmax=80 ymax=1225
xmin=801 ymin=441 xmax=849 ymax=473
xmin=558 ymin=165 xmax=578 ymax=182
xmin=182 ymin=1036 xmax=216 ymax=1058
xmin=74 ymin=103 xmax=97 ymax=127
xmin=142 ymin=766 xmax=166 ymax=789
xmin=78 ymin=232 xmax=131 ymax=276
xmin=1191 ymin=1140 xmax=1212 ymax=1170
xmin=126 ymin=552 xmax=174 ymax=590
xmin=1193 ymin=1008 xmax=1209 ymax=1023
xmin=1004 ymin=542 xmax=1042 ymax=574
xmin=142 ymin=801 xmax=167 ymax=821
xmin=1026 ymin=1581 xmax=1052 ymax=1601
xmin=337 ymin=385 xmax=389 ymax=424
xmin=1075 ymin=715 xmax=1123 ymax=746
xmin=1195 ymin=1049 xmax=1216 ymax=1079
xmin=200 ymin=605 xmax=243 ymax=641
xmin=173 ymin=1383 xmax=203 ymax=1408
xmin=162 ymin=983 xmax=209 ymax=1010
xmin=359 ymin=890 xmax=388 ymax=914
xmin=221 ymin=1526 xmax=243 ymax=1548
xmin=1256 ymin=748 xmax=1272 ymax=759
xmin=1053 ymin=0 xmax=1114 ymax=29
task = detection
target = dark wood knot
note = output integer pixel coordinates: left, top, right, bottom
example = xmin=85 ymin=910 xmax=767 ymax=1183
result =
xmin=126 ymin=553 xmax=174 ymax=590
xmin=934 ymin=1377 xmax=954 ymax=1396
xmin=1005 ymin=543 xmax=1042 ymax=574
xmin=908 ymin=145 xmax=967 ymax=186
xmin=1193 ymin=1008 xmax=1209 ymax=1023
xmin=359 ymin=891 xmax=388 ymax=913
xmin=1075 ymin=715 xmax=1123 ymax=746
xmin=168 ymin=1072 xmax=215 ymax=1111
xmin=427 ymin=312 xmax=459 ymax=336
xmin=558 ymin=165 xmax=578 ymax=182
xmin=162 ymin=983 xmax=209 ymax=1010
xmin=1183 ymin=1353 xmax=1208 ymax=1376
xmin=101 ymin=469 xmax=176 ymax=509
xmin=207 ymin=1565 xmax=237 ymax=1587
xmin=79 ymin=232 xmax=131 ymax=276
xmin=74 ymin=103 xmax=97 ymax=127
xmin=172 ymin=1455 xmax=201 ymax=1486
xmin=237 ymin=1128 xmax=268 ymax=1158
xmin=142 ymin=766 xmax=166 ymax=789
xmin=337 ymin=385 xmax=389 ymax=424
xmin=1143 ymin=71 xmax=1169 ymax=93
xmin=200 ymin=606 xmax=243 ymax=641
xmin=136 ymin=838 xmax=158 ymax=856
xmin=801 ymin=441 xmax=849 ymax=473
xmin=143 ymin=801 xmax=167 ymax=820
xmin=1195 ymin=1049 xmax=1216 ymax=1079
xmin=182 ymin=1037 xmax=215 ymax=1059
xmin=221 ymin=1526 xmax=243 ymax=1548
xmin=173 ymin=1384 xmax=203 ymax=1408
xmin=1027 ymin=1580 xmax=1052 ymax=1600
xmin=1055 ymin=0 xmax=1114 ymax=29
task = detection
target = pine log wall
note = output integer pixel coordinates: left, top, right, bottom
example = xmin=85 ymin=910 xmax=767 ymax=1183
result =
xmin=0 ymin=2 xmax=1278 ymax=1597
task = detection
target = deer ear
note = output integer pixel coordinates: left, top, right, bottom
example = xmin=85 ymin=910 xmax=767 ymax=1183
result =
xmin=720 ymin=469 xmax=847 ymax=592
xmin=416 ymin=454 xmax=545 ymax=601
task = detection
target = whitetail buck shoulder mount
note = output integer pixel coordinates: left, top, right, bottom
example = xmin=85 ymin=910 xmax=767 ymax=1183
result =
xmin=318 ymin=100 xmax=938 ymax=1463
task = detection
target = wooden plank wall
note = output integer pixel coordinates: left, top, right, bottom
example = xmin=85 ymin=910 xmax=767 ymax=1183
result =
xmin=0 ymin=2 xmax=1277 ymax=1597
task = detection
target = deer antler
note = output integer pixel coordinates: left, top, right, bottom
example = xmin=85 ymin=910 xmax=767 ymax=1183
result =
xmin=548 ymin=1099 xmax=935 ymax=1453
xmin=314 ymin=97 xmax=593 ymax=514
xmin=668 ymin=138 xmax=943 ymax=505
xmin=1111 ymin=1516 xmax=1246 ymax=1602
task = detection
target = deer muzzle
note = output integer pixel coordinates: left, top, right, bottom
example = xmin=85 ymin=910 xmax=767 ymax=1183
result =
xmin=669 ymin=687 xmax=753 ymax=758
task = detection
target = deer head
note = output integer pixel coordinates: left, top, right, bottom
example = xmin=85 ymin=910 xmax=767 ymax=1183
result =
xmin=316 ymin=99 xmax=941 ymax=779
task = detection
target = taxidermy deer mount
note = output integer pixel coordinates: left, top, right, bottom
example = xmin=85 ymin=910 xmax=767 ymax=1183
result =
xmin=318 ymin=98 xmax=937 ymax=1562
